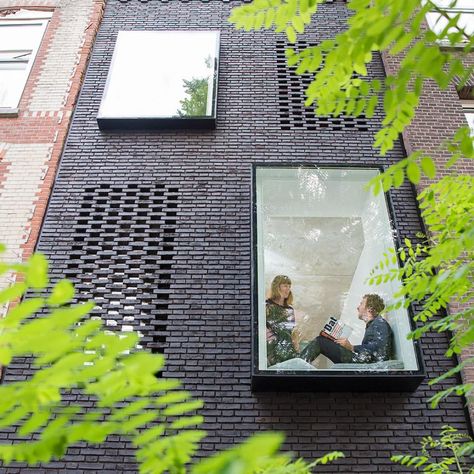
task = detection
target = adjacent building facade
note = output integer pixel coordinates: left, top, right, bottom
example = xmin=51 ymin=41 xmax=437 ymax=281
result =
xmin=0 ymin=0 xmax=104 ymax=314
xmin=382 ymin=0 xmax=474 ymax=421
xmin=1 ymin=0 xmax=473 ymax=472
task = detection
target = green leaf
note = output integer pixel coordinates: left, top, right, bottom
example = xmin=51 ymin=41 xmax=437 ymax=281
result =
xmin=156 ymin=391 xmax=192 ymax=407
xmin=121 ymin=411 xmax=158 ymax=433
xmin=406 ymin=161 xmax=421 ymax=184
xmin=163 ymin=400 xmax=204 ymax=416
xmin=354 ymin=62 xmax=367 ymax=76
xmin=254 ymin=11 xmax=265 ymax=30
xmin=366 ymin=95 xmax=378 ymax=118
xmin=1 ymin=297 xmax=44 ymax=327
xmin=390 ymin=32 xmax=414 ymax=55
xmin=292 ymin=16 xmax=304 ymax=34
xmin=393 ymin=169 xmax=404 ymax=188
xmin=367 ymin=15 xmax=392 ymax=37
xmin=461 ymin=133 xmax=473 ymax=157
xmin=0 ymin=282 xmax=27 ymax=304
xmin=372 ymin=178 xmax=382 ymax=196
xmin=170 ymin=415 xmax=204 ymax=430
xmin=0 ymin=347 xmax=12 ymax=365
xmin=26 ymin=253 xmax=49 ymax=289
xmin=382 ymin=174 xmax=393 ymax=192
xmin=18 ymin=410 xmax=51 ymax=436
xmin=48 ymin=280 xmax=75 ymax=306
xmin=286 ymin=25 xmax=296 ymax=43
xmin=265 ymin=8 xmax=275 ymax=28
xmin=133 ymin=424 xmax=166 ymax=446
xmin=420 ymin=156 xmax=436 ymax=179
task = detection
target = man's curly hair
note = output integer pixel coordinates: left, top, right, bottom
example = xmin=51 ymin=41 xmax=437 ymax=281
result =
xmin=363 ymin=294 xmax=385 ymax=316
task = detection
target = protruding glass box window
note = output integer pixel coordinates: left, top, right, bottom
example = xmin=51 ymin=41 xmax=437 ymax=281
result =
xmin=97 ymin=31 xmax=219 ymax=130
xmin=252 ymin=166 xmax=425 ymax=391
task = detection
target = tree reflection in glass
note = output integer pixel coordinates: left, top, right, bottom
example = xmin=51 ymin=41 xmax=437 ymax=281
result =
xmin=177 ymin=56 xmax=212 ymax=117
xmin=98 ymin=31 xmax=219 ymax=121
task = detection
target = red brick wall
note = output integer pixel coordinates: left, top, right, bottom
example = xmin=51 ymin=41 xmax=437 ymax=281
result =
xmin=0 ymin=0 xmax=104 ymax=278
xmin=382 ymin=44 xmax=474 ymax=426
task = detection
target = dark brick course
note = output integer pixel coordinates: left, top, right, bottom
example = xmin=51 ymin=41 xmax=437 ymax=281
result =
xmin=1 ymin=0 xmax=472 ymax=472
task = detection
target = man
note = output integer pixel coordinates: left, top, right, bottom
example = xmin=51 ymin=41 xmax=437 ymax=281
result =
xmin=300 ymin=294 xmax=393 ymax=364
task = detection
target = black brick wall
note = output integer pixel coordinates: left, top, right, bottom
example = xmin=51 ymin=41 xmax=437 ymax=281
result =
xmin=1 ymin=0 xmax=471 ymax=472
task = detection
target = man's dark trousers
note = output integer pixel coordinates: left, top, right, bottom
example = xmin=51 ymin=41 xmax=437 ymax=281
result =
xmin=300 ymin=336 xmax=355 ymax=363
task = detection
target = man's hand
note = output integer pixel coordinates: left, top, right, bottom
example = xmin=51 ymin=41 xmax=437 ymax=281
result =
xmin=335 ymin=338 xmax=353 ymax=352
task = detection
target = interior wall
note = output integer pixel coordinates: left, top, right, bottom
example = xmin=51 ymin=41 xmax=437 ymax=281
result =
xmin=340 ymin=188 xmax=418 ymax=369
xmin=259 ymin=168 xmax=418 ymax=370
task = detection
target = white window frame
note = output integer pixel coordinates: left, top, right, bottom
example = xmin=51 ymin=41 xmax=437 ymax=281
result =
xmin=460 ymin=100 xmax=474 ymax=135
xmin=0 ymin=10 xmax=51 ymax=112
xmin=424 ymin=0 xmax=474 ymax=47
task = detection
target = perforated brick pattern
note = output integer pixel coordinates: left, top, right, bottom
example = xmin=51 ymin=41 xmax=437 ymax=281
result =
xmin=65 ymin=182 xmax=177 ymax=353
xmin=276 ymin=39 xmax=369 ymax=131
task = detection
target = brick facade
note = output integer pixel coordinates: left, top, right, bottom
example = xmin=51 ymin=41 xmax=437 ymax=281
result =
xmin=0 ymin=0 xmax=104 ymax=314
xmin=382 ymin=34 xmax=474 ymax=425
xmin=1 ymin=0 xmax=472 ymax=472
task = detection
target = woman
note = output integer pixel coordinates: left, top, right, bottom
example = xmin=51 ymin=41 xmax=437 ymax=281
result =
xmin=266 ymin=275 xmax=300 ymax=366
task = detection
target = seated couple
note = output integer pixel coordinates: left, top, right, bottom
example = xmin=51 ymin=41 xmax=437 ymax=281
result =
xmin=266 ymin=275 xmax=393 ymax=367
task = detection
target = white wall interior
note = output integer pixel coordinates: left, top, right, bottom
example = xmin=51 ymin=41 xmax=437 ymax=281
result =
xmin=257 ymin=167 xmax=418 ymax=371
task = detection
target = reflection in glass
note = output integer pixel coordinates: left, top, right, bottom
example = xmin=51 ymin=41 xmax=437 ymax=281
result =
xmin=0 ymin=18 xmax=49 ymax=109
xmin=98 ymin=31 xmax=219 ymax=120
xmin=256 ymin=167 xmax=418 ymax=373
xmin=177 ymin=55 xmax=212 ymax=117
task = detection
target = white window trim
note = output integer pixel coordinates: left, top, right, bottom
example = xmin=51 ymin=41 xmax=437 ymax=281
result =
xmin=424 ymin=1 xmax=474 ymax=47
xmin=0 ymin=10 xmax=52 ymax=112
xmin=460 ymin=100 xmax=474 ymax=135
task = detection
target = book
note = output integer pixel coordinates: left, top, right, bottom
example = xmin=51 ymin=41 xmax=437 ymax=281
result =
xmin=320 ymin=316 xmax=352 ymax=341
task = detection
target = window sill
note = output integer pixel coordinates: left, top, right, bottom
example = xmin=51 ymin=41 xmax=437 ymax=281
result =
xmin=0 ymin=108 xmax=19 ymax=118
xmin=97 ymin=116 xmax=216 ymax=131
xmin=252 ymin=371 xmax=426 ymax=392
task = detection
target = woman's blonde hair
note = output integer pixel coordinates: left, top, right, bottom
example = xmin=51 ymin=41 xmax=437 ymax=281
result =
xmin=268 ymin=275 xmax=293 ymax=305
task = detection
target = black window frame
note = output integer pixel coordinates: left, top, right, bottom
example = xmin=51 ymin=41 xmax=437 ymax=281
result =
xmin=97 ymin=30 xmax=220 ymax=131
xmin=251 ymin=163 xmax=426 ymax=392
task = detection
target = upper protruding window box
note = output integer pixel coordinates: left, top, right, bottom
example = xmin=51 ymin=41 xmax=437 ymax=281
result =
xmin=97 ymin=30 xmax=220 ymax=130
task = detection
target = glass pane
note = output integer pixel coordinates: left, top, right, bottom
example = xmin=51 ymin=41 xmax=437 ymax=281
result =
xmin=0 ymin=68 xmax=28 ymax=107
xmin=464 ymin=111 xmax=474 ymax=135
xmin=256 ymin=167 xmax=419 ymax=372
xmin=426 ymin=11 xmax=474 ymax=37
xmin=429 ymin=0 xmax=474 ymax=9
xmin=0 ymin=50 xmax=31 ymax=69
xmin=99 ymin=31 xmax=219 ymax=119
xmin=0 ymin=23 xmax=45 ymax=50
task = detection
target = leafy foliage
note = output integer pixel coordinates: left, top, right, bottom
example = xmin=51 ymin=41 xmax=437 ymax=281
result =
xmin=368 ymin=173 xmax=474 ymax=406
xmin=391 ymin=425 xmax=474 ymax=473
xmin=177 ymin=55 xmax=212 ymax=117
xmin=0 ymin=248 xmax=343 ymax=472
xmin=177 ymin=77 xmax=209 ymax=117
xmin=230 ymin=0 xmax=474 ymax=408
xmin=193 ymin=432 xmax=344 ymax=474
xmin=0 ymin=250 xmax=205 ymax=473
xmin=230 ymin=0 xmax=474 ymax=155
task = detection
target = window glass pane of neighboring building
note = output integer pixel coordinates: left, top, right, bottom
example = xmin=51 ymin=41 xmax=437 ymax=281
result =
xmin=425 ymin=0 xmax=474 ymax=45
xmin=0 ymin=10 xmax=51 ymax=109
xmin=463 ymin=107 xmax=474 ymax=134
xmin=255 ymin=167 xmax=419 ymax=374
xmin=98 ymin=31 xmax=219 ymax=121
